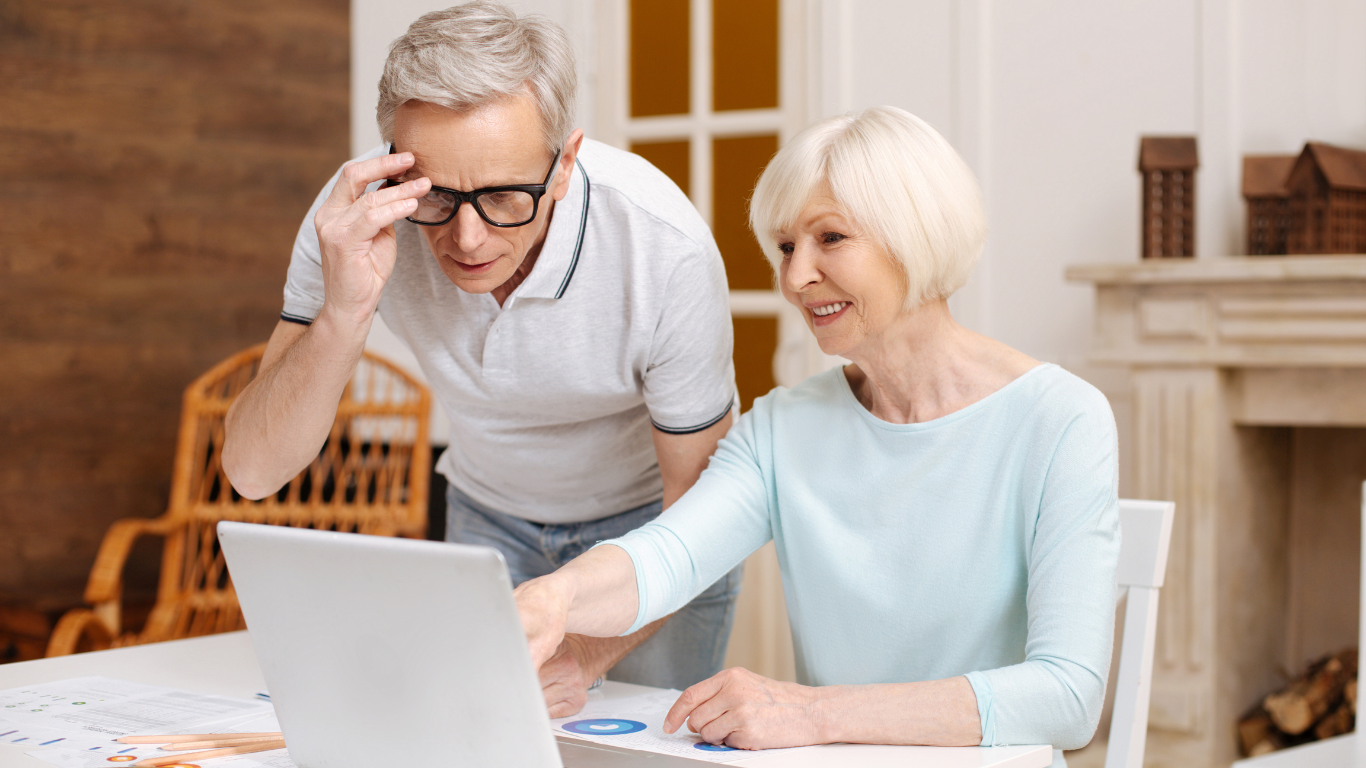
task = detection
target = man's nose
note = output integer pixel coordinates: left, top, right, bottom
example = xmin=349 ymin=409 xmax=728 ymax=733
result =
xmin=448 ymin=201 xmax=489 ymax=252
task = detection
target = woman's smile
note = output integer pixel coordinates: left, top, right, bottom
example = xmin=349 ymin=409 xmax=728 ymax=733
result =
xmin=809 ymin=301 xmax=851 ymax=325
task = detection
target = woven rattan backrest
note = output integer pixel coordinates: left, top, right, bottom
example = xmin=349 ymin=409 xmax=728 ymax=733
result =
xmin=156 ymin=344 xmax=431 ymax=630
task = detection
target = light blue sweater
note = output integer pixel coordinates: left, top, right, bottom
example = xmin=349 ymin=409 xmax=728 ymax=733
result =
xmin=606 ymin=363 xmax=1120 ymax=759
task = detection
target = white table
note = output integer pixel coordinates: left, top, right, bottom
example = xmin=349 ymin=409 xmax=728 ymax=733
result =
xmin=0 ymin=633 xmax=1051 ymax=768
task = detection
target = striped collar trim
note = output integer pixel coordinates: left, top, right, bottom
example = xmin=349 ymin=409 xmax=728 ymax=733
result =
xmin=518 ymin=158 xmax=590 ymax=300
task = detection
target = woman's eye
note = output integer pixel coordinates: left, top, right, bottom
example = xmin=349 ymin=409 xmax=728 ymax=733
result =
xmin=822 ymin=232 xmax=845 ymax=245
xmin=777 ymin=243 xmax=795 ymax=256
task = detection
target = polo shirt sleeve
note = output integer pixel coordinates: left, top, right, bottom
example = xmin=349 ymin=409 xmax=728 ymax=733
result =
xmin=281 ymin=145 xmax=390 ymax=325
xmin=642 ymin=243 xmax=737 ymax=434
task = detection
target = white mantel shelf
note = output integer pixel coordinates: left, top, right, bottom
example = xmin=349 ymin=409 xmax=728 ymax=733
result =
xmin=1066 ymin=255 xmax=1366 ymax=284
xmin=1067 ymin=255 xmax=1366 ymax=369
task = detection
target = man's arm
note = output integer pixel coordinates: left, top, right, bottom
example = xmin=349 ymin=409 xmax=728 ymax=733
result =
xmin=222 ymin=151 xmax=431 ymax=499
xmin=537 ymin=413 xmax=736 ymax=716
xmin=222 ymin=315 xmax=367 ymax=498
xmin=651 ymin=412 xmax=735 ymax=508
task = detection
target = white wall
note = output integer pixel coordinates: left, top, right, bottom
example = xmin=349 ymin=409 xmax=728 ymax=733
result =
xmin=821 ymin=0 xmax=1366 ymax=492
xmin=349 ymin=0 xmax=597 ymax=443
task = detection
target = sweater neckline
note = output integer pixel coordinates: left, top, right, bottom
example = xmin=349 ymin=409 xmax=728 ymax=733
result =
xmin=833 ymin=362 xmax=1055 ymax=431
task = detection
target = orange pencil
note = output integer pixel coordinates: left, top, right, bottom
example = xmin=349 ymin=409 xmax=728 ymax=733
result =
xmin=134 ymin=738 xmax=286 ymax=767
xmin=117 ymin=732 xmax=281 ymax=744
xmin=160 ymin=735 xmax=284 ymax=751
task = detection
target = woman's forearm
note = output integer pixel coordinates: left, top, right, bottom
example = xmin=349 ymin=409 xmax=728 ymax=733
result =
xmin=516 ymin=543 xmax=642 ymax=672
xmin=548 ymin=544 xmax=642 ymax=638
xmin=560 ymin=544 xmax=641 ymax=636
xmin=813 ymin=676 xmax=982 ymax=747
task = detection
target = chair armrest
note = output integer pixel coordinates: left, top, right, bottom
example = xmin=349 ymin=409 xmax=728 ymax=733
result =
xmin=46 ymin=608 xmax=114 ymax=657
xmin=83 ymin=516 xmax=181 ymax=605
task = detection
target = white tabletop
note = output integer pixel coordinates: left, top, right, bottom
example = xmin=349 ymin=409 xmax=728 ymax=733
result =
xmin=0 ymin=632 xmax=1051 ymax=768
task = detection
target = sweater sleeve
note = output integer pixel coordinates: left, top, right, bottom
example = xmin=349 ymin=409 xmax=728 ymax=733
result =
xmin=601 ymin=398 xmax=777 ymax=634
xmin=965 ymin=392 xmax=1122 ymax=750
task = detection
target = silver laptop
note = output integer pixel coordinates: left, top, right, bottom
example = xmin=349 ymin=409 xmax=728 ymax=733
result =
xmin=218 ymin=521 xmax=699 ymax=767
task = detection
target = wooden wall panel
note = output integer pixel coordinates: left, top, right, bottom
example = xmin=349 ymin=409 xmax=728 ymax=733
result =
xmin=0 ymin=0 xmax=350 ymax=611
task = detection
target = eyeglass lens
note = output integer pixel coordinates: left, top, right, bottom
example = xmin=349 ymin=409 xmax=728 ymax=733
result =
xmin=411 ymin=189 xmax=537 ymax=226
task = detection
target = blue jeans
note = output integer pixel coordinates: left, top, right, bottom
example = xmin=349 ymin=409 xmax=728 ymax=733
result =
xmin=445 ymin=484 xmax=743 ymax=690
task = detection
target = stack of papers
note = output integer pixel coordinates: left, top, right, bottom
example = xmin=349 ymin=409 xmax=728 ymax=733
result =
xmin=0 ymin=678 xmax=287 ymax=768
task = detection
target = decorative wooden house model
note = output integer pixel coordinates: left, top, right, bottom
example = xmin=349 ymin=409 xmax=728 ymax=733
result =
xmin=1138 ymin=137 xmax=1199 ymax=258
xmin=1242 ymin=154 xmax=1296 ymax=255
xmin=1286 ymin=142 xmax=1366 ymax=254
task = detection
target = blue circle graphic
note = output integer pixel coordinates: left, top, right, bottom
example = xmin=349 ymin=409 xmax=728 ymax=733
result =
xmin=563 ymin=718 xmax=647 ymax=735
xmin=695 ymin=742 xmax=736 ymax=751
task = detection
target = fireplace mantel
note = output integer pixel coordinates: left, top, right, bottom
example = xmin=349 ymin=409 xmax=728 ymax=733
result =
xmin=1067 ymin=256 xmax=1366 ymax=368
xmin=1070 ymin=256 xmax=1366 ymax=768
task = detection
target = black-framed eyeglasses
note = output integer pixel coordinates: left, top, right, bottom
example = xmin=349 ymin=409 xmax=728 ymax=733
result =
xmin=384 ymin=144 xmax=562 ymax=228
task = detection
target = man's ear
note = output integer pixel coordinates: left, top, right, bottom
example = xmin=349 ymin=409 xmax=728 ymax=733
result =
xmin=551 ymin=129 xmax=585 ymax=202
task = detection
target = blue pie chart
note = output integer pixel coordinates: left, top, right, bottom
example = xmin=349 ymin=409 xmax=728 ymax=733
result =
xmin=563 ymin=718 xmax=648 ymax=735
xmin=695 ymin=742 xmax=737 ymax=752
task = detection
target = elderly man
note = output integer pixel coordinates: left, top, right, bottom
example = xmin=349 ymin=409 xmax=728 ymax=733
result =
xmin=221 ymin=1 xmax=741 ymax=717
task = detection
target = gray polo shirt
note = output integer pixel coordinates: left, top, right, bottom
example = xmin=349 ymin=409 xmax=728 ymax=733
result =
xmin=282 ymin=139 xmax=736 ymax=524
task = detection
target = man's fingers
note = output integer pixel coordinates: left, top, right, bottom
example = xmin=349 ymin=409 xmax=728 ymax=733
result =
xmin=663 ymin=675 xmax=726 ymax=733
xmin=328 ymin=151 xmax=416 ymax=207
xmin=544 ymin=684 xmax=587 ymax=719
xmin=367 ymin=175 xmax=431 ymax=209
xmin=361 ymin=197 xmax=420 ymax=231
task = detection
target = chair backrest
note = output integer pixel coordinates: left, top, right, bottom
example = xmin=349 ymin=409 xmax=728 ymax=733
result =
xmin=145 ymin=343 xmax=431 ymax=640
xmin=1105 ymin=498 xmax=1176 ymax=768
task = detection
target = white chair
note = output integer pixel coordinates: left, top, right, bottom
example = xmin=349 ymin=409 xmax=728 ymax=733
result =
xmin=1104 ymin=499 xmax=1176 ymax=768
xmin=1229 ymin=481 xmax=1366 ymax=768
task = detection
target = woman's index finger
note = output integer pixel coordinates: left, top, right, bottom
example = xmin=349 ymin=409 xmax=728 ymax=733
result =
xmin=662 ymin=676 xmax=726 ymax=733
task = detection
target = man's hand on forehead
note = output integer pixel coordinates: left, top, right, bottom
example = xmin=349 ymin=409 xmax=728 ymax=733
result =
xmin=311 ymin=150 xmax=433 ymax=326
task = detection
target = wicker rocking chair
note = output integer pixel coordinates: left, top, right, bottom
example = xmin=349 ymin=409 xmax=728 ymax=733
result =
xmin=47 ymin=344 xmax=431 ymax=656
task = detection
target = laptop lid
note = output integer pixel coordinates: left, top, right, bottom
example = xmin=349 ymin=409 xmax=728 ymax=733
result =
xmin=218 ymin=521 xmax=562 ymax=768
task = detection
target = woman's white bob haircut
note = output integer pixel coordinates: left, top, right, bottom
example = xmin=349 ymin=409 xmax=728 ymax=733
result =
xmin=376 ymin=1 xmax=577 ymax=155
xmin=749 ymin=106 xmax=986 ymax=310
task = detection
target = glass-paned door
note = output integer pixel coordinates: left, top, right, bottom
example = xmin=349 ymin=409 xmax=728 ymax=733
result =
xmin=612 ymin=0 xmax=801 ymax=412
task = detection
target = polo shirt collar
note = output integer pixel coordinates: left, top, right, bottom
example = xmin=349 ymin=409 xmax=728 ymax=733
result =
xmin=515 ymin=158 xmax=590 ymax=300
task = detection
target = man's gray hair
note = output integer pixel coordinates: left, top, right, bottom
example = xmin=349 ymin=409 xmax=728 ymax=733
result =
xmin=749 ymin=106 xmax=986 ymax=310
xmin=377 ymin=1 xmax=577 ymax=154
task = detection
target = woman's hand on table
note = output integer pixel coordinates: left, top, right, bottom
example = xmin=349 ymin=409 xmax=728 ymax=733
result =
xmin=663 ymin=667 xmax=827 ymax=750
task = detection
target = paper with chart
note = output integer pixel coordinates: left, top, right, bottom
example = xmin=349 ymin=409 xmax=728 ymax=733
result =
xmin=0 ymin=677 xmax=292 ymax=768
xmin=551 ymin=688 xmax=810 ymax=763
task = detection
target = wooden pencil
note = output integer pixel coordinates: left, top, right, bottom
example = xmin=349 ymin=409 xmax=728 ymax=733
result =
xmin=117 ymin=732 xmax=281 ymax=744
xmin=160 ymin=735 xmax=284 ymax=750
xmin=134 ymin=738 xmax=286 ymax=766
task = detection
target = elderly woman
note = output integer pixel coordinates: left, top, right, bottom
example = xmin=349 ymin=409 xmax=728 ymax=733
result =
xmin=516 ymin=106 xmax=1119 ymax=766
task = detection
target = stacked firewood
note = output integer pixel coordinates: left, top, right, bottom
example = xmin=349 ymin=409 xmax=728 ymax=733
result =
xmin=1238 ymin=649 xmax=1357 ymax=757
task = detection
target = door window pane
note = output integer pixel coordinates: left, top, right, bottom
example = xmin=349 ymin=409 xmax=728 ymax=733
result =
xmin=712 ymin=0 xmax=778 ymax=112
xmin=630 ymin=139 xmax=691 ymax=197
xmin=712 ymin=133 xmax=779 ymax=290
xmin=630 ymin=0 xmax=690 ymax=117
xmin=733 ymin=316 xmax=778 ymax=412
